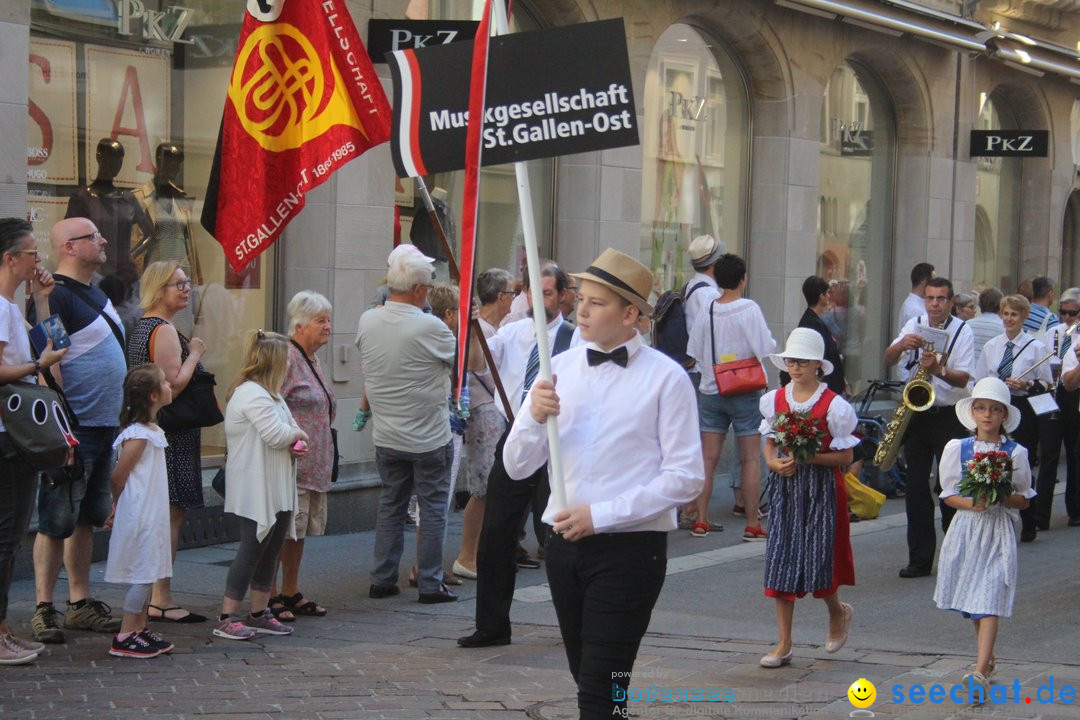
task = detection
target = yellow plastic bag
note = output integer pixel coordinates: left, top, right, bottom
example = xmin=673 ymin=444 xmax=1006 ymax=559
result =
xmin=845 ymin=472 xmax=886 ymax=520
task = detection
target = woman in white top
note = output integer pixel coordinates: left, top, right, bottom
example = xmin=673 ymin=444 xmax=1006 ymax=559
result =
xmin=0 ymin=218 xmax=66 ymax=664
xmin=214 ymin=331 xmax=307 ymax=641
xmin=972 ymin=294 xmax=1052 ymax=542
xmin=686 ymin=254 xmax=776 ymax=540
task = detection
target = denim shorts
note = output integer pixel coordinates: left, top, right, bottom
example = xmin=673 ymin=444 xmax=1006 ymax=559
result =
xmin=36 ymin=426 xmax=116 ymax=539
xmin=697 ymin=389 xmax=764 ymax=437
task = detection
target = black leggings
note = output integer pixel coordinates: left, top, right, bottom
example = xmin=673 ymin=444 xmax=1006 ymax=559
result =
xmin=224 ymin=512 xmax=291 ymax=601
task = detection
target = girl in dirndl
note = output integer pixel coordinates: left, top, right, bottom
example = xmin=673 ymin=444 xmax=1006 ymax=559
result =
xmin=933 ymin=377 xmax=1033 ymax=694
xmin=758 ymin=328 xmax=859 ymax=668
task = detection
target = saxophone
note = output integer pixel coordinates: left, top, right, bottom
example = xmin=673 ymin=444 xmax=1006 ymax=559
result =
xmin=874 ymin=344 xmax=949 ymax=471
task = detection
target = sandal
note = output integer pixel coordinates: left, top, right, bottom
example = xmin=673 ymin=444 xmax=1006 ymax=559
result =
xmin=268 ymin=594 xmax=295 ymax=622
xmin=148 ymin=604 xmax=208 ymax=624
xmin=282 ymin=592 xmax=326 ymax=617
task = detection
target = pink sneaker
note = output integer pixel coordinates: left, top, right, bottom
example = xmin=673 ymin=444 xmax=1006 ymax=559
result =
xmin=244 ymin=611 xmax=293 ymax=636
xmin=212 ymin=616 xmax=255 ymax=640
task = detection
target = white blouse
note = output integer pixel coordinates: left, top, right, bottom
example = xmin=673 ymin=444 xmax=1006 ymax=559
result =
xmin=973 ymin=331 xmax=1053 ymax=392
xmin=758 ymin=383 xmax=860 ymax=450
xmin=687 ymin=298 xmax=776 ymax=394
xmin=938 ymin=437 xmax=1035 ymax=500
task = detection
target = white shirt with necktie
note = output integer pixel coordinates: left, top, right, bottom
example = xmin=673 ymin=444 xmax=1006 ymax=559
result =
xmin=502 ymin=333 xmax=704 ymax=534
xmin=973 ymin=331 xmax=1052 ymax=393
xmin=485 ymin=313 xmax=580 ymax=419
xmin=891 ymin=314 xmax=974 ymax=407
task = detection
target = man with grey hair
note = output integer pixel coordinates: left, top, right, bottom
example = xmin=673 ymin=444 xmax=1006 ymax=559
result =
xmin=968 ymin=287 xmax=1004 ymax=368
xmin=356 ymin=253 xmax=482 ymax=603
xmin=1042 ymin=287 xmax=1080 ymax=529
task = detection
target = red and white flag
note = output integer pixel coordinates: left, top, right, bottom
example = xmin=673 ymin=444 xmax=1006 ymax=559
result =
xmin=201 ymin=0 xmax=391 ymax=272
xmin=454 ymin=0 xmax=494 ymax=405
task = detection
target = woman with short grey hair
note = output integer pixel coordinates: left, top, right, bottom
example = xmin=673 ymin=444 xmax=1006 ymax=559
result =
xmin=952 ymin=292 xmax=977 ymax=321
xmin=268 ymin=290 xmax=336 ymax=621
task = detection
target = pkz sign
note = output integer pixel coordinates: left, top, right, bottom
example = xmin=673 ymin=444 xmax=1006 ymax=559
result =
xmin=970 ymin=130 xmax=1048 ymax=157
xmin=367 ymin=20 xmax=478 ymax=63
xmin=116 ymin=1 xmax=195 ymax=45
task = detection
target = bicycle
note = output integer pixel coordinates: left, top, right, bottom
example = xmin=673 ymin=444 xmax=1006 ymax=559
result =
xmin=849 ymin=379 xmax=908 ymax=498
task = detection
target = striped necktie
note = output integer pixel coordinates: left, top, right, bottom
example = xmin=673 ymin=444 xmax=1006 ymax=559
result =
xmin=997 ymin=341 xmax=1014 ymax=380
xmin=521 ymin=342 xmax=540 ymax=403
xmin=1060 ymin=333 xmax=1072 ymax=359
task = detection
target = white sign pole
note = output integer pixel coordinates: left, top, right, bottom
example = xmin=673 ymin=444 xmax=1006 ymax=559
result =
xmin=491 ymin=0 xmax=566 ymax=513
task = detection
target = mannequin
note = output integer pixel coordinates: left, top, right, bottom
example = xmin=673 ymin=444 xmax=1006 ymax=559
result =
xmin=65 ymin=138 xmax=152 ymax=288
xmin=132 ymin=143 xmax=203 ymax=286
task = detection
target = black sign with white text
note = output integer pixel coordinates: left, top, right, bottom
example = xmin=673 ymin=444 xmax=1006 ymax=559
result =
xmin=970 ymin=130 xmax=1048 ymax=157
xmin=387 ymin=19 xmax=638 ymax=177
xmin=367 ymin=19 xmax=479 ymax=63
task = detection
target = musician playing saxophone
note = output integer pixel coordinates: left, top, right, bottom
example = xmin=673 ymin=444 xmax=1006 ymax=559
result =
xmin=972 ymin=294 xmax=1053 ymax=544
xmin=883 ymin=277 xmax=973 ymax=579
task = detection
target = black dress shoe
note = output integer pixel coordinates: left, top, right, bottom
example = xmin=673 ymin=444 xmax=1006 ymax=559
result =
xmin=457 ymin=630 xmax=511 ymax=648
xmin=1020 ymin=528 xmax=1037 ymax=542
xmin=898 ymin=565 xmax=931 ymax=578
xmin=515 ymin=547 xmax=541 ymax=569
xmin=369 ymin=583 xmax=400 ymax=599
xmin=418 ymin=584 xmax=458 ymax=604
xmin=1069 ymin=517 xmax=1080 ymax=527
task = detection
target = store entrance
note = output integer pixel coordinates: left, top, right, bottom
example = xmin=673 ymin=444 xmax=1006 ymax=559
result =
xmin=1064 ymin=189 xmax=1080 ymax=287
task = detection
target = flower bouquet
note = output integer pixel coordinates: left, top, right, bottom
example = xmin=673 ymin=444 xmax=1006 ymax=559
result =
xmin=772 ymin=411 xmax=827 ymax=464
xmin=956 ymin=450 xmax=1014 ymax=506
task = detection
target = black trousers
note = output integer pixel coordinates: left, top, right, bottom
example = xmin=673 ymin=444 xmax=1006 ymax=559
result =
xmin=1011 ymin=396 xmax=1062 ymax=534
xmin=546 ymin=531 xmax=667 ymax=720
xmin=903 ymin=406 xmax=965 ymax=571
xmin=474 ymin=429 xmax=550 ymax=637
xmin=1059 ymin=386 xmax=1080 ymax=520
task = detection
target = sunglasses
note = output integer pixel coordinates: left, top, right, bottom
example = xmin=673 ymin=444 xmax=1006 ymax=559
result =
xmin=1061 ymin=309 xmax=1079 ymax=317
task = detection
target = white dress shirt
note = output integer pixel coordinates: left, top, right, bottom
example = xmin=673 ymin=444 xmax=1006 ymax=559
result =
xmin=891 ymin=315 xmax=974 ymax=407
xmin=499 ymin=291 xmax=530 ymax=327
xmin=973 ymin=331 xmax=1052 ymax=394
xmin=682 ymin=272 xmax=720 ymax=331
xmin=968 ymin=312 xmax=1005 ymax=368
xmin=502 ymin=333 xmax=705 ymax=533
xmin=485 ymin=313 xmax=580 ymax=418
xmin=898 ymin=292 xmax=925 ymax=334
xmin=686 ymin=298 xmax=777 ymax=395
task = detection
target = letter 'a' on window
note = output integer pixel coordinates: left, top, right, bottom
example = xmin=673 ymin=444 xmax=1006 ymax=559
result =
xmin=640 ymin=23 xmax=749 ymax=295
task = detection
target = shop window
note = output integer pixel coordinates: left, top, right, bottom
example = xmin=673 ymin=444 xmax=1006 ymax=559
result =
xmin=26 ymin=2 xmax=272 ymax=458
xmin=973 ymin=94 xmax=1020 ymax=292
xmin=396 ymin=1 xmax=553 ymax=282
xmin=640 ymin=23 xmax=749 ymax=293
xmin=817 ymin=62 xmax=896 ymax=390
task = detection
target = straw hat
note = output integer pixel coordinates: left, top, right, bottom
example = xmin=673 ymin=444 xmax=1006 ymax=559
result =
xmin=955 ymin=377 xmax=1021 ymax=433
xmin=689 ymin=234 xmax=724 ymax=269
xmin=768 ymin=328 xmax=834 ymax=376
xmin=571 ymin=249 xmax=654 ymax=315
xmin=387 ymin=243 xmax=434 ymax=266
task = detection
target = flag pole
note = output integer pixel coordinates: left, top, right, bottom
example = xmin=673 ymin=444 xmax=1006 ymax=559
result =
xmin=491 ymin=0 xmax=566 ymax=513
xmin=414 ymin=177 xmax=515 ymax=421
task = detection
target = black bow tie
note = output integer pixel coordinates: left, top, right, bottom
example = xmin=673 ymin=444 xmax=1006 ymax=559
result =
xmin=587 ymin=346 xmax=628 ymax=368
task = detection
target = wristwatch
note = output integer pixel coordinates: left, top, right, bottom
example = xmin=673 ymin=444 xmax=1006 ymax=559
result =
xmin=937 ymin=365 xmax=947 ymax=379
xmin=32 ymin=359 xmax=41 ymax=375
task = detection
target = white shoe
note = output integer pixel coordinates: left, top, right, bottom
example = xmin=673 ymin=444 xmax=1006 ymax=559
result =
xmin=759 ymin=650 xmax=792 ymax=668
xmin=452 ymin=560 xmax=477 ymax=579
xmin=825 ymin=602 xmax=853 ymax=653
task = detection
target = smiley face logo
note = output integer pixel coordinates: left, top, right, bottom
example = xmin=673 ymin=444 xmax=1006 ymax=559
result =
xmin=848 ymin=678 xmax=876 ymax=708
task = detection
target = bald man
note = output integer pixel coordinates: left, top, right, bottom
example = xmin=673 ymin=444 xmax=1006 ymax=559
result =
xmin=29 ymin=217 xmax=127 ymax=645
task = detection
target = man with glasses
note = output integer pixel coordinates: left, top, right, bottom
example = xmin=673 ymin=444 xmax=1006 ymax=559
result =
xmin=884 ymin=277 xmax=973 ymax=578
xmin=1042 ymin=290 xmax=1080 ymax=530
xmin=28 ymin=217 xmax=128 ymax=643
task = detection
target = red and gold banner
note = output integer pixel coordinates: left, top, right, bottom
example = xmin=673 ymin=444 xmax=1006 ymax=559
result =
xmin=202 ymin=0 xmax=392 ymax=272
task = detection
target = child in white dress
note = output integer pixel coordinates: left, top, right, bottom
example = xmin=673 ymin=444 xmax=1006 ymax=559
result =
xmin=105 ymin=364 xmax=174 ymax=659
xmin=934 ymin=377 xmax=1035 ymax=695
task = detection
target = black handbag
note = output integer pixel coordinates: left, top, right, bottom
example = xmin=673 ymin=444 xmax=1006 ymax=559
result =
xmin=158 ymin=367 xmax=224 ymax=433
xmin=0 ymin=381 xmax=79 ymax=470
xmin=211 ymin=464 xmax=226 ymax=499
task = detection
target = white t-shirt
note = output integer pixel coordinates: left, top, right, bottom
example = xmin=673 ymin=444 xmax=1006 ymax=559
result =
xmin=0 ymin=296 xmax=33 ymax=433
